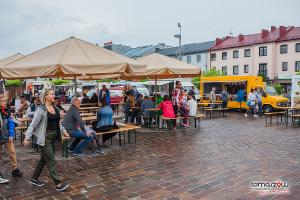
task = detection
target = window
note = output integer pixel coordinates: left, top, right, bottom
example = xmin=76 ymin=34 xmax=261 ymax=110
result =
xmin=282 ymin=62 xmax=288 ymax=71
xmin=296 ymin=43 xmax=300 ymax=52
xmin=280 ymin=45 xmax=288 ymax=54
xmin=222 ymin=52 xmax=227 ymax=60
xmin=244 ymin=65 xmax=249 ymax=73
xmin=211 ymin=53 xmax=216 ymax=61
xmin=222 ymin=66 xmax=227 ymax=75
xmin=187 ymin=55 xmax=191 ymax=64
xmin=296 ymin=61 xmax=300 ymax=72
xmin=233 ymin=50 xmax=239 ymax=58
xmin=259 ymin=46 xmax=267 ymax=56
xmin=258 ymin=63 xmax=268 ymax=77
xmin=196 ymin=54 xmax=201 ymax=63
xmin=233 ymin=65 xmax=239 ymax=75
xmin=244 ymin=49 xmax=251 ymax=57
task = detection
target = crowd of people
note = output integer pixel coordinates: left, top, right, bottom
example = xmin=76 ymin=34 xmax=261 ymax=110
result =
xmin=0 ymin=81 xmax=198 ymax=189
xmin=123 ymin=81 xmax=198 ymax=130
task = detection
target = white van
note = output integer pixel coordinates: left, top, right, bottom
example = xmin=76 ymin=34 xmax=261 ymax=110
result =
xmin=181 ymin=82 xmax=200 ymax=100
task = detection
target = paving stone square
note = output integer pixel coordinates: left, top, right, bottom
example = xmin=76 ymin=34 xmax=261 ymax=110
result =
xmin=0 ymin=113 xmax=299 ymax=200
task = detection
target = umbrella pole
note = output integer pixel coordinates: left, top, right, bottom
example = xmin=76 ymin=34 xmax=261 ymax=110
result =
xmin=155 ymin=76 xmax=157 ymax=106
xmin=74 ymin=77 xmax=78 ymax=98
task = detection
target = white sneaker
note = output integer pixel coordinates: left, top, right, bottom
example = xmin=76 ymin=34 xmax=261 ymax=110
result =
xmin=0 ymin=177 xmax=9 ymax=184
xmin=244 ymin=113 xmax=248 ymax=117
xmin=254 ymin=115 xmax=258 ymax=118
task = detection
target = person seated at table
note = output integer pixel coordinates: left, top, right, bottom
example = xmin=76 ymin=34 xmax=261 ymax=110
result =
xmin=135 ymin=94 xmax=144 ymax=125
xmin=187 ymin=94 xmax=197 ymax=117
xmin=54 ymin=97 xmax=66 ymax=113
xmin=179 ymin=89 xmax=190 ymax=127
xmin=92 ymin=99 xmax=118 ymax=144
xmin=62 ymin=98 xmax=93 ymax=156
xmin=25 ymin=96 xmax=41 ymax=118
xmin=157 ymin=95 xmax=175 ymax=130
xmin=124 ymin=95 xmax=135 ymax=124
xmin=15 ymin=95 xmax=30 ymax=117
xmin=90 ymin=93 xmax=98 ymax=104
xmin=141 ymin=96 xmax=155 ymax=126
xmin=81 ymin=93 xmax=90 ymax=104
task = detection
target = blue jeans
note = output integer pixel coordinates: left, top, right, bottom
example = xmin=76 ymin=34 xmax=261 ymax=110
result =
xmin=258 ymin=101 xmax=262 ymax=115
xmin=69 ymin=130 xmax=93 ymax=154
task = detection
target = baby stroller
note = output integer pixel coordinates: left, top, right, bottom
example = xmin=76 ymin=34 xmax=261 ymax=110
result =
xmin=245 ymin=101 xmax=258 ymax=118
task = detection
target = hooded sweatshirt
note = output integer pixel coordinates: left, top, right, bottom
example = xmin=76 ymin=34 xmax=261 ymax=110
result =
xmin=158 ymin=100 xmax=175 ymax=118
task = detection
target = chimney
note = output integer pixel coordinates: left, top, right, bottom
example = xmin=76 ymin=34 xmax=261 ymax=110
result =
xmin=271 ymin=26 xmax=276 ymax=32
xmin=261 ymin=29 xmax=269 ymax=38
xmin=238 ymin=34 xmax=244 ymax=42
xmin=216 ymin=38 xmax=222 ymax=45
xmin=279 ymin=26 xmax=286 ymax=36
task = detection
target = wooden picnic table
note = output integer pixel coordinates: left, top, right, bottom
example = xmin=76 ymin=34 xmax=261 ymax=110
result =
xmin=80 ymin=103 xmax=98 ymax=107
xmin=198 ymin=102 xmax=222 ymax=105
xmin=145 ymin=108 xmax=161 ymax=128
xmin=82 ymin=115 xmax=122 ymax=122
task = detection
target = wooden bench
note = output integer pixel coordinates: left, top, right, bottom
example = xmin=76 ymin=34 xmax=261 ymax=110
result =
xmin=291 ymin=114 xmax=300 ymax=126
xmin=205 ymin=108 xmax=230 ymax=118
xmin=264 ymin=111 xmax=287 ymax=126
xmin=161 ymin=114 xmax=205 ymax=130
xmin=14 ymin=125 xmax=27 ymax=143
xmin=61 ymin=124 xmax=141 ymax=158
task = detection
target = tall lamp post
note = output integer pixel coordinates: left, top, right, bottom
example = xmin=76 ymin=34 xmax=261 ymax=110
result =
xmin=174 ymin=22 xmax=182 ymax=60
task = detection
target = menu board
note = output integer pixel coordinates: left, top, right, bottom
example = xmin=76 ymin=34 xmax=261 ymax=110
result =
xmin=291 ymin=75 xmax=300 ymax=108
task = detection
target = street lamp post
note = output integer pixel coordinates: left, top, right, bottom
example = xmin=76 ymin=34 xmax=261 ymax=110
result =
xmin=174 ymin=22 xmax=182 ymax=60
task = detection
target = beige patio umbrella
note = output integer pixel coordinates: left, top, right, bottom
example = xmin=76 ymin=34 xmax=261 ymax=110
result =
xmin=120 ymin=53 xmax=201 ymax=98
xmin=123 ymin=53 xmax=201 ymax=80
xmin=0 ymin=53 xmax=24 ymax=67
xmin=0 ymin=36 xmax=145 ymax=79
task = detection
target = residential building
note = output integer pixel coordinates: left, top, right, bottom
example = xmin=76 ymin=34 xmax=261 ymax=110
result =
xmin=158 ymin=41 xmax=215 ymax=72
xmin=103 ymin=41 xmax=131 ymax=55
xmin=208 ymin=26 xmax=300 ymax=85
xmin=124 ymin=43 xmax=171 ymax=59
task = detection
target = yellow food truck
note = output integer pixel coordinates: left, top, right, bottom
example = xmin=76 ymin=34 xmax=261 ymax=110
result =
xmin=199 ymin=76 xmax=288 ymax=112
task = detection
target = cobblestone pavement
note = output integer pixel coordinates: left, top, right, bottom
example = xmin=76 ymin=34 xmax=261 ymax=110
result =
xmin=0 ymin=113 xmax=299 ymax=200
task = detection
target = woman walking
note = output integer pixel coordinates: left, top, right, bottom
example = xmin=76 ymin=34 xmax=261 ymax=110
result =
xmin=23 ymin=88 xmax=70 ymax=191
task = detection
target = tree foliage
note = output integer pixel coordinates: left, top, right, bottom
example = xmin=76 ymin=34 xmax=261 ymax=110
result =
xmin=273 ymin=83 xmax=284 ymax=95
xmin=5 ymin=80 xmax=22 ymax=87
xmin=51 ymin=79 xmax=71 ymax=85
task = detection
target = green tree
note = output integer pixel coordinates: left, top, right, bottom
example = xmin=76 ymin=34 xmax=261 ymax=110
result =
xmin=203 ymin=68 xmax=224 ymax=77
xmin=258 ymin=72 xmax=267 ymax=82
xmin=5 ymin=80 xmax=22 ymax=87
xmin=273 ymin=83 xmax=284 ymax=95
xmin=96 ymin=79 xmax=118 ymax=83
xmin=192 ymin=76 xmax=200 ymax=89
xmin=192 ymin=69 xmax=224 ymax=89
xmin=51 ymin=79 xmax=71 ymax=85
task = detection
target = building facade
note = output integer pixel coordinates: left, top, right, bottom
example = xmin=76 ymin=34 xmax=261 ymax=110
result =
xmin=158 ymin=41 xmax=215 ymax=72
xmin=209 ymin=26 xmax=300 ymax=84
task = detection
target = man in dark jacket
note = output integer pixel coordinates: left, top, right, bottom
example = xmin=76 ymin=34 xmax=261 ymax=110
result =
xmin=62 ymin=99 xmax=93 ymax=156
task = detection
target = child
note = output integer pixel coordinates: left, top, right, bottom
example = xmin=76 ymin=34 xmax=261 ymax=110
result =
xmin=187 ymin=94 xmax=197 ymax=117
xmin=179 ymin=89 xmax=189 ymax=127
xmin=157 ymin=95 xmax=175 ymax=130
xmin=0 ymin=93 xmax=23 ymax=179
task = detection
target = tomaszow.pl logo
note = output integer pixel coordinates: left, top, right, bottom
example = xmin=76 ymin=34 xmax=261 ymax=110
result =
xmin=250 ymin=180 xmax=289 ymax=195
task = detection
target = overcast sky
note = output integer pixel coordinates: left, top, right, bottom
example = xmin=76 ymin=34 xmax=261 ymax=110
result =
xmin=0 ymin=0 xmax=299 ymax=58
